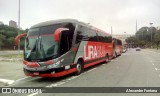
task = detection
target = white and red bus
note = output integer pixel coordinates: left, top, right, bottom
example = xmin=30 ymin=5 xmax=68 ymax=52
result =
xmin=15 ymin=19 xmax=114 ymax=77
xmin=112 ymin=38 xmax=122 ymax=57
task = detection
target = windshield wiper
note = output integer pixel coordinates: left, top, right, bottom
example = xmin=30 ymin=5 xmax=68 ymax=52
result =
xmin=39 ymin=36 xmax=46 ymax=58
xmin=26 ymin=39 xmax=38 ymax=58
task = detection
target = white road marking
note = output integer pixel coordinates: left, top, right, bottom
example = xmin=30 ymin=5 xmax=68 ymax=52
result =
xmin=28 ymin=66 xmax=99 ymax=96
xmin=87 ymin=68 xmax=97 ymax=73
xmin=46 ymin=82 xmax=65 ymax=87
xmin=155 ymin=68 xmax=160 ymax=70
xmin=15 ymin=77 xmax=29 ymax=82
xmin=0 ymin=78 xmax=15 ymax=85
xmin=29 ymin=81 xmax=65 ymax=96
xmin=28 ymin=65 xmax=99 ymax=96
xmin=27 ymin=92 xmax=39 ymax=96
xmin=66 ymin=76 xmax=79 ymax=81
xmin=150 ymin=61 xmax=155 ymax=65
xmin=148 ymin=50 xmax=160 ymax=54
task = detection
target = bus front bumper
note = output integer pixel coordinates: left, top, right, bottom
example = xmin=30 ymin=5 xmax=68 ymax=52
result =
xmin=23 ymin=66 xmax=76 ymax=78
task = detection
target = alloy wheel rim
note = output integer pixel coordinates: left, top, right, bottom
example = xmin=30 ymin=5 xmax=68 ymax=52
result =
xmin=77 ymin=64 xmax=81 ymax=72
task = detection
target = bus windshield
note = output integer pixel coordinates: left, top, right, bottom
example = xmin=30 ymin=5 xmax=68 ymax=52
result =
xmin=24 ymin=25 xmax=61 ymax=61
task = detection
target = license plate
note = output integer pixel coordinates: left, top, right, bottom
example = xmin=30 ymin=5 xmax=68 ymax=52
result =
xmin=33 ymin=72 xmax=39 ymax=75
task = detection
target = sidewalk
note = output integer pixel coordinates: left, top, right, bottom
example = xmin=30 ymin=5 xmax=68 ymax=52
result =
xmin=0 ymin=50 xmax=23 ymax=61
xmin=146 ymin=48 xmax=160 ymax=53
xmin=0 ymin=58 xmax=23 ymax=62
xmin=0 ymin=50 xmax=23 ymax=55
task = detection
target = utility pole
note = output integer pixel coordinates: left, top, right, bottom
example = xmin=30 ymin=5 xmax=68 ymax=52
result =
xmin=18 ymin=0 xmax=21 ymax=55
xmin=111 ymin=26 xmax=113 ymax=36
xmin=135 ymin=19 xmax=138 ymax=48
xmin=150 ymin=23 xmax=153 ymax=48
xmin=136 ymin=19 xmax=137 ymax=32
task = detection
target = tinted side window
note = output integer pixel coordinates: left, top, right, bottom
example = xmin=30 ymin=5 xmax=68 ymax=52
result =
xmin=88 ymin=29 xmax=98 ymax=41
xmin=76 ymin=26 xmax=98 ymax=43
xmin=97 ymin=32 xmax=103 ymax=42
xmin=97 ymin=32 xmax=112 ymax=43
xmin=76 ymin=26 xmax=88 ymax=44
xmin=105 ymin=36 xmax=112 ymax=43
xmin=117 ymin=39 xmax=122 ymax=45
xmin=60 ymin=23 xmax=75 ymax=55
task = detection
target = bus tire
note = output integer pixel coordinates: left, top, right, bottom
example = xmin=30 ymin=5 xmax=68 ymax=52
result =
xmin=113 ymin=51 xmax=117 ymax=58
xmin=119 ymin=51 xmax=122 ymax=56
xmin=105 ymin=55 xmax=109 ymax=63
xmin=75 ymin=61 xmax=84 ymax=75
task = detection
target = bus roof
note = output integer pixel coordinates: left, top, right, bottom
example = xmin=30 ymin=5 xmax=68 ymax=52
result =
xmin=30 ymin=19 xmax=111 ymax=35
xmin=30 ymin=19 xmax=88 ymax=28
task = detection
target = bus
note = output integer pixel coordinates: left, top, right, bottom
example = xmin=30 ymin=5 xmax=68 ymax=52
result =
xmin=112 ymin=38 xmax=122 ymax=58
xmin=15 ymin=19 xmax=113 ymax=77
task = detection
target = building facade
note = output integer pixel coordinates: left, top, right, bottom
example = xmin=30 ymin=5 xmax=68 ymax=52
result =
xmin=9 ymin=20 xmax=17 ymax=28
xmin=0 ymin=21 xmax=4 ymax=25
xmin=113 ymin=34 xmax=134 ymax=48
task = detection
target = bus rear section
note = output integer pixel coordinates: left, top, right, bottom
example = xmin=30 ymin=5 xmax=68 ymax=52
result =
xmin=112 ymin=38 xmax=122 ymax=57
xmin=73 ymin=25 xmax=113 ymax=71
xmin=15 ymin=19 xmax=113 ymax=78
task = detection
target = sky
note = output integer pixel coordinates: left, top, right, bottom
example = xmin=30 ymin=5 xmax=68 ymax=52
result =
xmin=0 ymin=0 xmax=160 ymax=35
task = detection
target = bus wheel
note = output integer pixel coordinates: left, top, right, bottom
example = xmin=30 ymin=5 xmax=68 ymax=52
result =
xmin=113 ymin=52 xmax=117 ymax=58
xmin=119 ymin=51 xmax=122 ymax=56
xmin=75 ymin=61 xmax=83 ymax=75
xmin=105 ymin=55 xmax=109 ymax=63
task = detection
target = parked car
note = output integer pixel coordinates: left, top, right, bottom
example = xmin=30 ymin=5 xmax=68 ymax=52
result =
xmin=122 ymin=48 xmax=127 ymax=53
xmin=136 ymin=47 xmax=141 ymax=51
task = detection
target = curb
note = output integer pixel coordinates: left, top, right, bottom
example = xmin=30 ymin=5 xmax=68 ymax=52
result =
xmin=0 ymin=58 xmax=23 ymax=62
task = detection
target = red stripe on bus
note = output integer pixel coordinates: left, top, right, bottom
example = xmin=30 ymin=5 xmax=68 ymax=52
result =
xmin=84 ymin=59 xmax=105 ymax=68
xmin=84 ymin=56 xmax=106 ymax=62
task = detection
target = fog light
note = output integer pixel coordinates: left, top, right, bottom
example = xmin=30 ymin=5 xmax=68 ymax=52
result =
xmin=51 ymin=71 xmax=55 ymax=74
xmin=65 ymin=65 xmax=70 ymax=70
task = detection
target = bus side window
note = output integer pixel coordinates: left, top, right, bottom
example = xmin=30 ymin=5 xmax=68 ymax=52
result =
xmin=60 ymin=23 xmax=75 ymax=55
xmin=75 ymin=26 xmax=88 ymax=44
xmin=75 ymin=26 xmax=98 ymax=43
xmin=117 ymin=40 xmax=122 ymax=45
xmin=60 ymin=31 xmax=69 ymax=55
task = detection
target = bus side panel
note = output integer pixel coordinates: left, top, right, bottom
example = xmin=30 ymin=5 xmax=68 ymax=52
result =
xmin=74 ymin=41 xmax=112 ymax=67
xmin=115 ymin=45 xmax=122 ymax=55
xmin=57 ymin=50 xmax=76 ymax=66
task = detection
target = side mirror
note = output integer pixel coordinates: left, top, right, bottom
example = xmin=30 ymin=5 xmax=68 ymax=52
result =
xmin=15 ymin=33 xmax=27 ymax=46
xmin=54 ymin=28 xmax=69 ymax=42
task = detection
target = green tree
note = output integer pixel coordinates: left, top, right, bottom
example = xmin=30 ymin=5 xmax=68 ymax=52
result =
xmin=154 ymin=30 xmax=160 ymax=49
xmin=0 ymin=34 xmax=6 ymax=49
xmin=134 ymin=26 xmax=157 ymax=47
xmin=8 ymin=37 xmax=15 ymax=46
xmin=0 ymin=24 xmax=26 ymax=50
xmin=126 ymin=36 xmax=137 ymax=43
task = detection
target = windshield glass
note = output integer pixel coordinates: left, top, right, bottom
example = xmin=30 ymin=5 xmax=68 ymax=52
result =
xmin=24 ymin=24 xmax=61 ymax=61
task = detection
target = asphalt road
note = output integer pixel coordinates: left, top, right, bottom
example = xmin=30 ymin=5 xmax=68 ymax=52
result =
xmin=1 ymin=48 xmax=160 ymax=96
